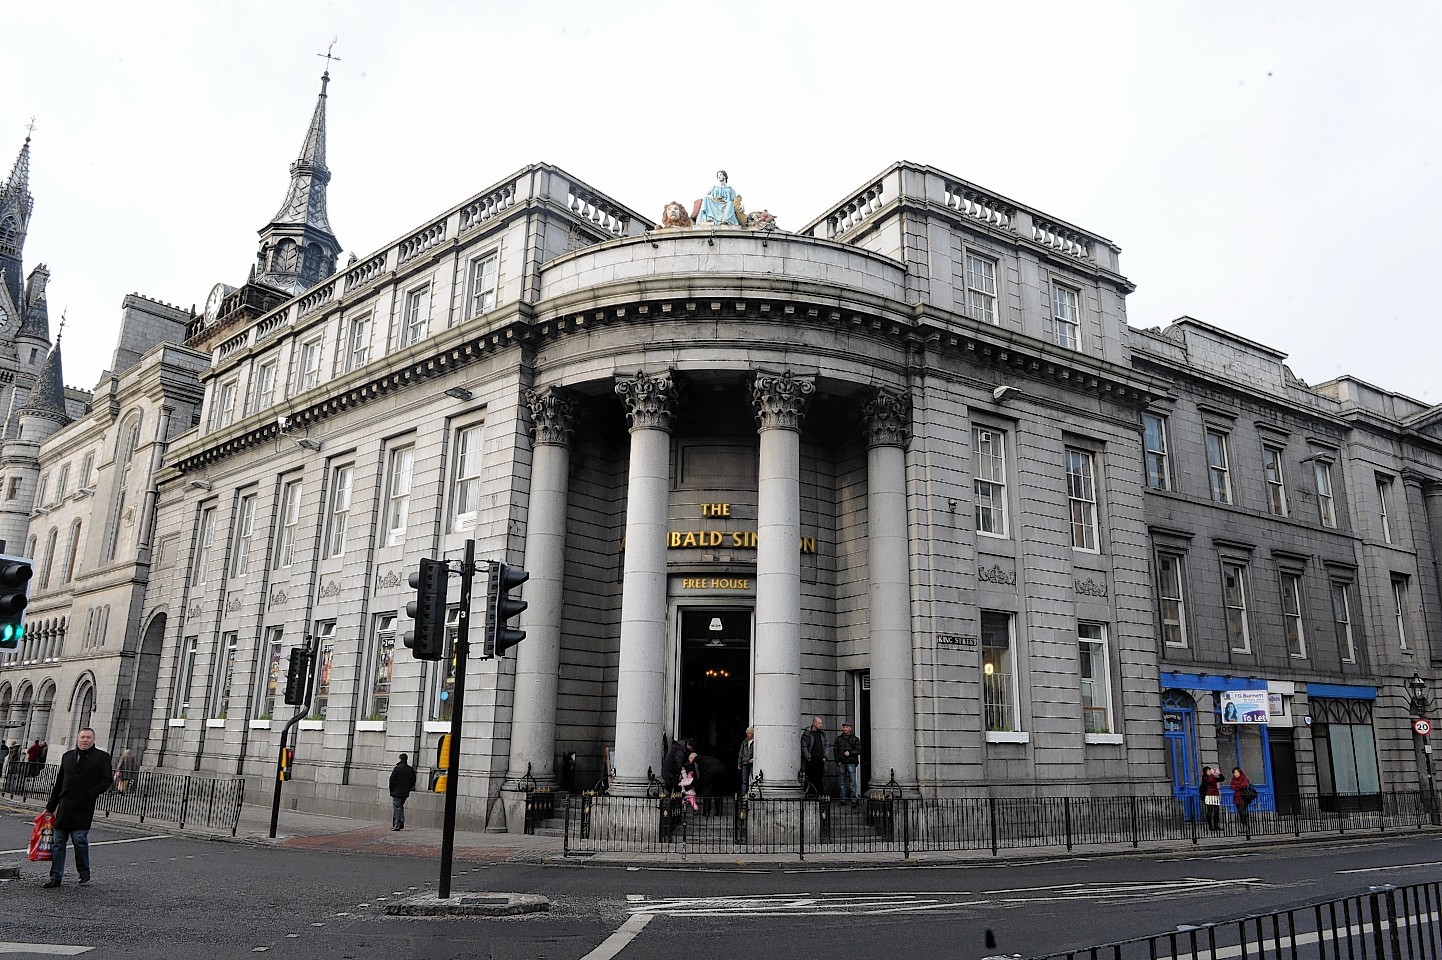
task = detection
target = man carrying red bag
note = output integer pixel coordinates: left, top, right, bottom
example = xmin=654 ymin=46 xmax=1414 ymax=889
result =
xmin=28 ymin=810 xmax=54 ymax=862
xmin=42 ymin=727 xmax=112 ymax=888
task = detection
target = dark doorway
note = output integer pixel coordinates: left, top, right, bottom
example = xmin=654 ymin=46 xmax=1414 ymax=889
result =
xmin=1269 ymin=732 xmax=1300 ymax=815
xmin=678 ymin=608 xmax=751 ymax=795
xmin=857 ymin=672 xmax=871 ymax=793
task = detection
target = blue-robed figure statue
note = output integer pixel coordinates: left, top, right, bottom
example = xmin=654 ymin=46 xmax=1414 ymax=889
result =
xmin=692 ymin=170 xmax=739 ymax=226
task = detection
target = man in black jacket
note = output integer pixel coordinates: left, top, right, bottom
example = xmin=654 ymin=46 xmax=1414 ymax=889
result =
xmin=43 ymin=727 xmax=113 ymax=888
xmin=389 ymin=754 xmax=418 ymax=830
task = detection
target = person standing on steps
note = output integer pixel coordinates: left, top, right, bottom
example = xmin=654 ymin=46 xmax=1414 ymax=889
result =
xmin=42 ymin=727 xmax=112 ymax=888
xmin=388 ymin=753 xmax=417 ymax=831
xmin=737 ymin=727 xmax=755 ymax=798
xmin=800 ymin=717 xmax=829 ymax=797
xmin=834 ymin=723 xmax=863 ymax=808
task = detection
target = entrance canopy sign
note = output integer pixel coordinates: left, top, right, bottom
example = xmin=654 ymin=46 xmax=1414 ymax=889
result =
xmin=1220 ymin=690 xmax=1269 ymax=724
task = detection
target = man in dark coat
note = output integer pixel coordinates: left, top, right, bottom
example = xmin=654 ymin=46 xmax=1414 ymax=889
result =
xmin=43 ymin=727 xmax=113 ymax=888
xmin=660 ymin=737 xmax=690 ymax=793
xmin=388 ymin=753 xmax=418 ymax=831
xmin=693 ymin=753 xmax=729 ymax=816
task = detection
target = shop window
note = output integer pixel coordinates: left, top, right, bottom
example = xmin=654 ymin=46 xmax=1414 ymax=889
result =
xmin=1310 ymin=697 xmax=1381 ymax=812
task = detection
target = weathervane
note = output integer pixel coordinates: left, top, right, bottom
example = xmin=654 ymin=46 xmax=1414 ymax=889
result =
xmin=317 ymin=38 xmax=341 ymax=73
xmin=25 ymin=116 xmax=36 ymax=140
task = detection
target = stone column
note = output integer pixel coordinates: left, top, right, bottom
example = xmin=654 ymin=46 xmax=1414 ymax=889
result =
xmin=506 ymin=387 xmax=578 ymax=801
xmin=861 ymin=387 xmax=918 ymax=794
xmin=610 ymin=371 xmax=682 ymax=795
xmin=1411 ymin=474 xmax=1442 ymax=659
xmin=750 ymin=371 xmax=815 ymax=797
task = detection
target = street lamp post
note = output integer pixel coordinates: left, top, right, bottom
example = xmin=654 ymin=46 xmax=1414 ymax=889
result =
xmin=1407 ymin=673 xmax=1438 ymax=825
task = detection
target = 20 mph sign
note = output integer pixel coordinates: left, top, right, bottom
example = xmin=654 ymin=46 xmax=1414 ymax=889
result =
xmin=1414 ymin=719 xmax=1432 ymax=736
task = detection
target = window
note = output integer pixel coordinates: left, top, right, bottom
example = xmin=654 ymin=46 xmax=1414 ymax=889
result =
xmin=172 ymin=636 xmax=198 ymax=719
xmin=35 ymin=474 xmax=47 ymax=508
xmin=344 ymin=314 xmax=371 ymax=372
xmin=230 ymin=494 xmax=256 ymax=577
xmin=1280 ymin=572 xmax=1307 ymax=658
xmin=450 ymin=424 xmax=484 ymax=533
xmin=981 ymin=611 xmax=1018 ymax=732
xmin=326 ymin=464 xmax=354 ymax=558
xmin=468 ymin=252 xmax=498 ymax=318
xmin=384 ymin=446 xmax=415 ymax=547
xmin=252 ymin=359 xmax=278 ymax=413
xmin=366 ymin=614 xmax=397 ymax=721
xmin=1142 ymin=414 xmax=1169 ymax=491
xmin=62 ymin=520 xmax=81 ymax=583
xmin=1078 ymin=622 xmax=1111 ymax=734
xmin=1262 ymin=445 xmax=1288 ymax=516
xmin=430 ymin=608 xmax=462 ymax=721
xmin=275 ymin=481 xmax=302 ymax=569
xmin=191 ymin=508 xmax=217 ymax=585
xmin=5 ymin=477 xmax=18 ymax=500
xmin=1052 ymin=283 xmax=1080 ymax=349
xmin=402 ymin=286 xmax=430 ymax=346
xmin=212 ymin=379 xmax=237 ymax=430
xmin=56 ymin=464 xmax=70 ymax=501
xmin=1376 ymin=475 xmax=1395 ymax=544
xmin=964 ymin=252 xmax=998 ymax=324
xmin=312 ymin=620 xmax=336 ymax=720
xmin=1311 ymin=698 xmax=1380 ymax=805
xmin=1392 ymin=574 xmax=1411 ymax=651
xmin=39 ymin=528 xmax=57 ymax=589
xmin=1203 ymin=430 xmax=1232 ymax=504
xmin=297 ymin=336 xmax=322 ymax=392
xmin=1314 ymin=461 xmax=1337 ymax=528
xmin=1157 ymin=553 xmax=1188 ymax=647
xmin=973 ymin=427 xmax=1007 ymax=537
xmin=1066 ymin=448 xmax=1099 ymax=551
xmin=210 ymin=632 xmax=237 ymax=720
xmin=80 ymin=453 xmax=94 ymax=488
xmin=256 ymin=628 xmax=284 ymax=720
xmin=1331 ymin=582 xmax=1356 ymax=664
xmin=1222 ymin=562 xmax=1251 ymax=654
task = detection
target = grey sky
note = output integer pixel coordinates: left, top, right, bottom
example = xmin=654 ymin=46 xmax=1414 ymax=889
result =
xmin=4 ymin=1 xmax=1436 ymax=402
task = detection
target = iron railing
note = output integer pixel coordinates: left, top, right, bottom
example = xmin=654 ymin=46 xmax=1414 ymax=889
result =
xmin=563 ymin=790 xmax=1437 ymax=859
xmin=1 ymin=763 xmax=245 ymax=836
xmin=1031 ymin=881 xmax=1442 ymax=960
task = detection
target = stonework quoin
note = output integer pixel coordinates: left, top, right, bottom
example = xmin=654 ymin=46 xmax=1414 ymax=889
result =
xmin=860 ymin=387 xmax=911 ymax=449
xmin=526 ymin=385 xmax=580 ymax=447
xmin=751 ymin=370 xmax=815 ymax=432
xmin=615 ymin=370 xmax=682 ymax=433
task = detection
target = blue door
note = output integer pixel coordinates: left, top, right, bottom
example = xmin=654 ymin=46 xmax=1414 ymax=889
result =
xmin=1163 ymin=690 xmax=1200 ymax=820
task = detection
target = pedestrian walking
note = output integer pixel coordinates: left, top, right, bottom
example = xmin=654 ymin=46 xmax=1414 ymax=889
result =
xmin=737 ymin=727 xmax=755 ymax=798
xmin=114 ymin=748 xmax=138 ymax=794
xmin=388 ymin=753 xmax=417 ymax=830
xmin=800 ymin=717 xmax=829 ymax=797
xmin=4 ymin=740 xmax=20 ymax=789
xmin=26 ymin=738 xmax=42 ymax=777
xmin=1200 ymin=765 xmax=1222 ymax=831
xmin=834 ymin=722 xmax=863 ymax=807
xmin=1229 ymin=766 xmax=1255 ymax=829
xmin=42 ymin=727 xmax=113 ymax=888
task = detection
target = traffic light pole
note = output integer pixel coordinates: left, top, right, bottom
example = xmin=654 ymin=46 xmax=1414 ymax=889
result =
xmin=269 ymin=635 xmax=316 ymax=839
xmin=438 ymin=539 xmax=475 ymax=900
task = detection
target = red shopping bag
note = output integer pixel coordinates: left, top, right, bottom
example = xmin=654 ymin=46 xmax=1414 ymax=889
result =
xmin=28 ymin=811 xmax=54 ymax=862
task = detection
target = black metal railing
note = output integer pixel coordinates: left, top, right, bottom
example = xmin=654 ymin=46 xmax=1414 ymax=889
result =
xmin=1030 ymin=880 xmax=1442 ymax=960
xmin=1 ymin=763 xmax=245 ymax=836
xmin=563 ymin=790 xmax=1437 ymax=859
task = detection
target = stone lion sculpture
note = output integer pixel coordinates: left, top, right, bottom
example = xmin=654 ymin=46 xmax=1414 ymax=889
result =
xmin=658 ymin=201 xmax=694 ymax=229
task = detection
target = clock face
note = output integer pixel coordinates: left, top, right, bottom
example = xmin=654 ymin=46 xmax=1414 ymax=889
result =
xmin=204 ymin=283 xmax=229 ymax=323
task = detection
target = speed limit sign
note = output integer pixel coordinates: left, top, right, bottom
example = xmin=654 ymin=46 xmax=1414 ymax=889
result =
xmin=1415 ymin=718 xmax=1432 ymax=736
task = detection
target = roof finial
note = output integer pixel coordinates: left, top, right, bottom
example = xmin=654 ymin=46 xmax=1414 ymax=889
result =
xmin=317 ymin=38 xmax=340 ymax=95
xmin=24 ymin=116 xmax=36 ymax=142
xmin=56 ymin=308 xmax=65 ymax=345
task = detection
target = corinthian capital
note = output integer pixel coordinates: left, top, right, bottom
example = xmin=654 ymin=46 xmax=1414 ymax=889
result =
xmin=615 ymin=370 xmax=683 ymax=432
xmin=860 ymin=387 xmax=911 ymax=448
xmin=751 ymin=370 xmax=816 ymax=432
xmin=526 ymin=386 xmax=580 ymax=446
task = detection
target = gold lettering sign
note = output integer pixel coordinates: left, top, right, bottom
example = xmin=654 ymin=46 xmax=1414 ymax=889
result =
xmin=665 ymin=530 xmax=816 ymax=554
xmin=681 ymin=578 xmax=753 ymax=590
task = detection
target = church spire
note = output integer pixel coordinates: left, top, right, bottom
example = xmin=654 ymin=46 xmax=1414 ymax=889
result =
xmin=19 ymin=319 xmax=69 ymax=426
xmin=0 ymin=132 xmax=34 ymax=313
xmin=253 ymin=70 xmax=341 ymax=296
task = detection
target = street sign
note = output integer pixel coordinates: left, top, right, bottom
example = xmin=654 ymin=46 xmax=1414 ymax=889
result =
xmin=1414 ymin=718 xmax=1432 ymax=736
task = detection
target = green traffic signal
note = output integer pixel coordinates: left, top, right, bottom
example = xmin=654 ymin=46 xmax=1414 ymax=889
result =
xmin=0 ymin=554 xmax=32 ymax=651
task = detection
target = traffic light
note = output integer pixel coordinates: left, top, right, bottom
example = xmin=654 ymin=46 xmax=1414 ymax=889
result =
xmin=482 ymin=560 xmax=528 ymax=659
xmin=0 ymin=554 xmax=33 ymax=650
xmin=279 ymin=746 xmax=295 ymax=782
xmin=282 ymin=646 xmax=310 ymax=706
xmin=404 ymin=558 xmax=449 ymax=660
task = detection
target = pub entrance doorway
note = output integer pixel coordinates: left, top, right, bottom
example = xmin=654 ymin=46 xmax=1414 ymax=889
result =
xmin=677 ymin=608 xmax=751 ymax=795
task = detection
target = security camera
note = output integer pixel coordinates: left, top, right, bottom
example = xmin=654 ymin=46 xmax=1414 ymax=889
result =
xmin=276 ymin=414 xmax=292 ymax=431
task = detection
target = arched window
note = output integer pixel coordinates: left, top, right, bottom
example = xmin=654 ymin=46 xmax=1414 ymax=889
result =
xmin=105 ymin=412 xmax=144 ymax=562
xmin=39 ymin=527 xmax=58 ymax=589
xmin=62 ymin=520 xmax=81 ymax=584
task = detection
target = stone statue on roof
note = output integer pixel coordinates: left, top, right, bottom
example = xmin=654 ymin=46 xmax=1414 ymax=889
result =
xmin=692 ymin=170 xmax=739 ymax=226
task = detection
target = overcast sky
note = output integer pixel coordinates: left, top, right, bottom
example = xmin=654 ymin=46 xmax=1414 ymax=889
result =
xmin=3 ymin=1 xmax=1437 ymax=404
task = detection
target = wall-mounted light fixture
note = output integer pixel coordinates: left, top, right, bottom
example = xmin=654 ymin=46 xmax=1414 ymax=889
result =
xmin=992 ymin=385 xmax=1018 ymax=403
xmin=293 ymin=437 xmax=323 ymax=452
xmin=444 ymin=386 xmax=474 ymax=401
xmin=188 ymin=479 xmax=213 ymax=492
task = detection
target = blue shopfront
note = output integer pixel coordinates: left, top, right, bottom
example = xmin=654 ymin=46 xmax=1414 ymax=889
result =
xmin=1306 ymin=682 xmax=1381 ymax=812
xmin=1161 ymin=672 xmax=1273 ymax=819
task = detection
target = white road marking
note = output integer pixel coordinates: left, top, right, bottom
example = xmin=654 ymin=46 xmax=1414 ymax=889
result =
xmin=0 ymin=834 xmax=169 ymax=855
xmin=1337 ymin=859 xmax=1442 ymax=874
xmin=581 ymin=914 xmax=652 ymax=960
xmin=0 ymin=945 xmax=94 ymax=956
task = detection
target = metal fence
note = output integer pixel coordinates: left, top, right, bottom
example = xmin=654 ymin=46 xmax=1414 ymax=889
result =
xmin=1 ymin=763 xmax=245 ymax=836
xmin=563 ymin=791 xmax=1437 ymax=859
xmin=1031 ymin=881 xmax=1442 ymax=960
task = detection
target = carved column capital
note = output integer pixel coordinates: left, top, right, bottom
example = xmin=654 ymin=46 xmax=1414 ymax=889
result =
xmin=526 ymin=386 xmax=580 ymax=447
xmin=860 ymin=387 xmax=911 ymax=448
xmin=751 ymin=370 xmax=816 ymax=432
xmin=615 ymin=370 xmax=683 ymax=433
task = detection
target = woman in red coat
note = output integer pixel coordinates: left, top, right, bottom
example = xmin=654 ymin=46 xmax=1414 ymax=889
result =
xmin=1229 ymin=767 xmax=1253 ymax=828
xmin=1200 ymin=766 xmax=1222 ymax=831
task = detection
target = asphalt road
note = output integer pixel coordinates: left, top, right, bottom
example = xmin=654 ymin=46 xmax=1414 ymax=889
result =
xmin=5 ymin=810 xmax=1442 ymax=960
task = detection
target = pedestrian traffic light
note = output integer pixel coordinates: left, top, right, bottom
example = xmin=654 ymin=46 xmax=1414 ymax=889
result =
xmin=279 ymin=746 xmax=295 ymax=782
xmin=282 ymin=646 xmax=310 ymax=706
xmin=482 ymin=560 xmax=528 ymax=659
xmin=0 ymin=554 xmax=33 ymax=650
xmin=404 ymin=558 xmax=449 ymax=661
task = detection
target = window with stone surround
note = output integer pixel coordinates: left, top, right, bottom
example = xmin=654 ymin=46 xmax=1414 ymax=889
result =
xmin=296 ymin=336 xmax=323 ymax=393
xmin=1376 ymin=475 xmax=1395 ymax=544
xmin=311 ymin=620 xmax=336 ymax=720
xmin=1263 ymin=444 xmax=1288 ymax=516
xmin=191 ymin=507 xmax=217 ymax=586
xmin=344 ymin=313 xmax=372 ymax=372
xmin=172 ymin=635 xmax=198 ymax=719
xmin=255 ymin=628 xmax=284 ymax=720
xmin=468 ymin=251 xmax=499 ymax=319
xmin=275 ymin=480 xmax=303 ymax=569
xmin=1331 ymin=581 xmax=1356 ymax=664
xmin=1066 ymin=447 xmax=1099 ymax=551
xmin=366 ymin=613 xmax=397 ymax=721
xmin=1157 ymin=552 xmax=1189 ymax=648
xmin=326 ymin=464 xmax=354 ymax=558
xmin=972 ymin=426 xmax=1008 ymax=538
xmin=430 ymin=608 xmax=462 ymax=722
xmin=1222 ymin=561 xmax=1251 ymax=654
xmin=230 ymin=494 xmax=256 ymax=577
xmin=965 ymin=252 xmax=998 ymax=324
xmin=384 ymin=445 xmax=415 ymax=547
xmin=55 ymin=464 xmax=69 ymax=502
xmin=1392 ymin=574 xmax=1412 ymax=651
xmin=210 ymin=632 xmax=237 ymax=720
xmin=981 ymin=610 xmax=1018 ymax=732
xmin=1052 ymin=283 xmax=1081 ymax=349
xmin=1314 ymin=460 xmax=1337 ymax=528
xmin=450 ymin=424 xmax=484 ymax=534
xmin=1078 ymin=622 xmax=1111 ymax=734
xmin=1142 ymin=414 xmax=1170 ymax=491
xmin=1206 ymin=430 xmax=1233 ymax=504
xmin=252 ymin=358 xmax=278 ymax=413
xmin=1280 ymin=571 xmax=1307 ymax=658
xmin=402 ymin=285 xmax=430 ymax=347
xmin=212 ymin=379 xmax=237 ymax=430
